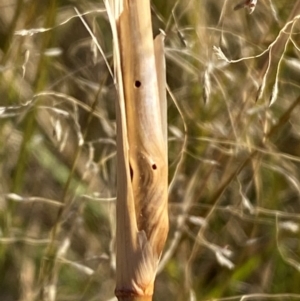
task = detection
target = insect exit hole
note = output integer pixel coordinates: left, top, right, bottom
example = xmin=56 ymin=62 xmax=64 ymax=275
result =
xmin=134 ymin=80 xmax=141 ymax=88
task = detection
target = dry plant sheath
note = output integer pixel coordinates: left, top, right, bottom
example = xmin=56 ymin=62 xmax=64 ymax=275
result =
xmin=106 ymin=0 xmax=168 ymax=300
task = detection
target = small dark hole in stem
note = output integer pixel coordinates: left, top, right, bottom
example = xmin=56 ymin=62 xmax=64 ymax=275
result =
xmin=135 ymin=80 xmax=141 ymax=88
xmin=130 ymin=165 xmax=134 ymax=180
xmin=152 ymin=164 xmax=157 ymax=170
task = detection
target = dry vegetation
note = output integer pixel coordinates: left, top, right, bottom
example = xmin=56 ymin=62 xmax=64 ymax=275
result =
xmin=0 ymin=0 xmax=300 ymax=300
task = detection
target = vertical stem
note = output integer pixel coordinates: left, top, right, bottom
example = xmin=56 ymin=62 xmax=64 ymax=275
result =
xmin=112 ymin=0 xmax=168 ymax=300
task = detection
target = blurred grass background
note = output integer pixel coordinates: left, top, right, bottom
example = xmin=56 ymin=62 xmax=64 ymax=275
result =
xmin=0 ymin=0 xmax=300 ymax=300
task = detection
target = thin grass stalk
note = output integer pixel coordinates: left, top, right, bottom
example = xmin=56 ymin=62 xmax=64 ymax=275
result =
xmin=36 ymin=77 xmax=107 ymax=301
xmin=108 ymin=0 xmax=168 ymax=300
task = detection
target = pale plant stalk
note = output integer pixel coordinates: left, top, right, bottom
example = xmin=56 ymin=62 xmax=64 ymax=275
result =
xmin=105 ymin=0 xmax=168 ymax=300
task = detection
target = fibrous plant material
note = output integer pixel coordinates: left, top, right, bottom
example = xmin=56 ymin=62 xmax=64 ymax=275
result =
xmin=105 ymin=0 xmax=168 ymax=300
